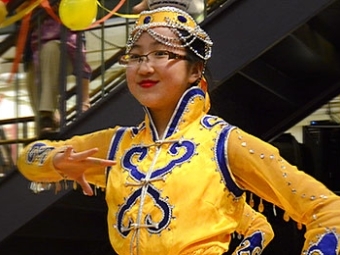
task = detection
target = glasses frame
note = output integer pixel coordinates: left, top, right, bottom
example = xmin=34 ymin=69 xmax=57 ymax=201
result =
xmin=119 ymin=50 xmax=188 ymax=66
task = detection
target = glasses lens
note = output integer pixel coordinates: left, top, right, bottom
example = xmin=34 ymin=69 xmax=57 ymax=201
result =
xmin=119 ymin=55 xmax=129 ymax=65
xmin=148 ymin=51 xmax=170 ymax=65
xmin=119 ymin=54 xmax=140 ymax=65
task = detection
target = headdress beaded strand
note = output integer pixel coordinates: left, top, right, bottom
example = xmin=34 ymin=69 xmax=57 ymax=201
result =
xmin=126 ymin=6 xmax=213 ymax=62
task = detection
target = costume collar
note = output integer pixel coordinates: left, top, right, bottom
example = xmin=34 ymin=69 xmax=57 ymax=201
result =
xmin=143 ymin=86 xmax=206 ymax=141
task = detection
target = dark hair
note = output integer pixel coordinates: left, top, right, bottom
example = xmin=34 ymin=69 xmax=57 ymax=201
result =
xmin=178 ymin=29 xmax=206 ymax=64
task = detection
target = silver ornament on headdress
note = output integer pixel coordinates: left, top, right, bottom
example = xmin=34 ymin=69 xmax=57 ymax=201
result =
xmin=147 ymin=0 xmax=191 ymax=11
xmin=126 ymin=4 xmax=213 ymax=61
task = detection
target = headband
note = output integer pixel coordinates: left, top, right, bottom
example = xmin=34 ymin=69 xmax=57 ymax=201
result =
xmin=126 ymin=6 xmax=213 ymax=61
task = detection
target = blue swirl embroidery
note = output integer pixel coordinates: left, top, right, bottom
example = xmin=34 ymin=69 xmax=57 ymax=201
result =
xmin=236 ymin=231 xmax=264 ymax=255
xmin=116 ymin=185 xmax=172 ymax=237
xmin=117 ymin=140 xmax=195 ymax=236
xmin=122 ymin=140 xmax=195 ymax=181
xmin=307 ymin=232 xmax=338 ymax=255
xmin=145 ymin=186 xmax=172 ymax=234
xmin=26 ymin=142 xmax=55 ymax=165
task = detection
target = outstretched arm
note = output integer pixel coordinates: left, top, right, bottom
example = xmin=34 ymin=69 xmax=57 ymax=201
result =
xmin=228 ymin=128 xmax=340 ymax=254
xmin=17 ymin=128 xmax=117 ymax=195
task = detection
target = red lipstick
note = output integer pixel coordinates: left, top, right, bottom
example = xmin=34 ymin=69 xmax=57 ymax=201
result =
xmin=139 ymin=80 xmax=157 ymax=88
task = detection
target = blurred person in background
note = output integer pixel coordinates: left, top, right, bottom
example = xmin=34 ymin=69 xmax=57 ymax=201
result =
xmin=24 ymin=0 xmax=92 ymax=138
xmin=0 ymin=93 xmax=17 ymax=165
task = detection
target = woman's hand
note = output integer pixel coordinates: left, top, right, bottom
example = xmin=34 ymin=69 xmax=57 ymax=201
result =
xmin=53 ymin=146 xmax=116 ymax=196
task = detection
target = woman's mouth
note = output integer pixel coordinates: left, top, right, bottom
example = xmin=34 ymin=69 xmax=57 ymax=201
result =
xmin=139 ymin=80 xmax=157 ymax=88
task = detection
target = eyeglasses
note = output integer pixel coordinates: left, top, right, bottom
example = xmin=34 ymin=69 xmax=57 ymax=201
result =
xmin=119 ymin=50 xmax=188 ymax=66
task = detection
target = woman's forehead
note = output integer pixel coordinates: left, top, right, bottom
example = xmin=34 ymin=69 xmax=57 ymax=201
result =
xmin=151 ymin=26 xmax=178 ymax=35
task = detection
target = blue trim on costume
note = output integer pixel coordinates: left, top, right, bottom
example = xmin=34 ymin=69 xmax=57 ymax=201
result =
xmin=236 ymin=231 xmax=264 ymax=255
xmin=307 ymin=232 xmax=338 ymax=255
xmin=215 ymin=125 xmax=244 ymax=198
xmin=201 ymin=115 xmax=225 ymax=129
xmin=143 ymin=87 xmax=205 ymax=140
xmin=165 ymin=88 xmax=205 ymax=138
xmin=106 ymin=128 xmax=126 ymax=182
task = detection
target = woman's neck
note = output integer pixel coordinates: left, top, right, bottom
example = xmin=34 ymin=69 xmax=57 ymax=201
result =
xmin=149 ymin=107 xmax=175 ymax=138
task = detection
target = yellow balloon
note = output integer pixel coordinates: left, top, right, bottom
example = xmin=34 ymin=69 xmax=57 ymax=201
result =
xmin=59 ymin=0 xmax=97 ymax=31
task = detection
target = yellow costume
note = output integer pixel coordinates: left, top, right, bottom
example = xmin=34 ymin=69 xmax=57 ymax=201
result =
xmin=18 ymin=87 xmax=339 ymax=254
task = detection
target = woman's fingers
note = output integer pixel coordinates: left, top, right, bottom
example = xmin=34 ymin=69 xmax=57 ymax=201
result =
xmin=63 ymin=146 xmax=74 ymax=158
xmin=54 ymin=147 xmax=115 ymax=196
xmin=67 ymin=148 xmax=115 ymax=166
xmin=86 ymin=157 xmax=116 ymax=167
xmin=76 ymin=174 xmax=94 ymax=196
xmin=68 ymin=147 xmax=99 ymax=161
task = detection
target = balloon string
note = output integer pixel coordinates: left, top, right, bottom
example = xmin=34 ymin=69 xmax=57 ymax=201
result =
xmin=96 ymin=0 xmax=139 ymax=19
xmin=0 ymin=0 xmax=42 ymax=28
xmin=40 ymin=0 xmax=60 ymax=23
xmin=88 ymin=0 xmax=126 ymax=28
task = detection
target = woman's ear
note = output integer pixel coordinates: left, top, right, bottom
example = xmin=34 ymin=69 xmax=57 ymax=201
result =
xmin=189 ymin=61 xmax=204 ymax=84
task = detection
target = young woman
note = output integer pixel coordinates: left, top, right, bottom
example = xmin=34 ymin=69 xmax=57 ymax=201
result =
xmin=17 ymin=1 xmax=340 ymax=255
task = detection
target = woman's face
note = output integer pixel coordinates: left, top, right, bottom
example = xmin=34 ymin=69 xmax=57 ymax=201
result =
xmin=125 ymin=27 xmax=202 ymax=112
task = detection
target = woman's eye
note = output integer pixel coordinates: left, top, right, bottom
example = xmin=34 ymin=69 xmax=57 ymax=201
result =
xmin=129 ymin=54 xmax=140 ymax=60
xmin=154 ymin=51 xmax=169 ymax=56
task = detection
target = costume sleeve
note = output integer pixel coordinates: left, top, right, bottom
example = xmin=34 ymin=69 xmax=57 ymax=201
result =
xmin=17 ymin=128 xmax=118 ymax=189
xmin=231 ymin=203 xmax=274 ymax=255
xmin=227 ymin=128 xmax=340 ymax=255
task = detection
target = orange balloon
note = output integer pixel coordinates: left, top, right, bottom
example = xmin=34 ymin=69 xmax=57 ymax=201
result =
xmin=59 ymin=0 xmax=97 ymax=30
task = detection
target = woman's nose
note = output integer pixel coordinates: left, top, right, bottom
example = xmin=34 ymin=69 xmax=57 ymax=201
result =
xmin=137 ymin=59 xmax=154 ymax=74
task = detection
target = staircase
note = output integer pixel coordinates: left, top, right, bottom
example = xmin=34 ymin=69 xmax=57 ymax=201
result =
xmin=1 ymin=0 xmax=340 ymax=254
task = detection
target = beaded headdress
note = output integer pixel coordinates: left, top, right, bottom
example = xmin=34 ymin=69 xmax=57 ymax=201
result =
xmin=126 ymin=2 xmax=213 ymax=61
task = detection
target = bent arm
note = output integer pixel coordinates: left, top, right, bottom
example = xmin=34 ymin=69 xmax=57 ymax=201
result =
xmin=232 ymin=203 xmax=274 ymax=255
